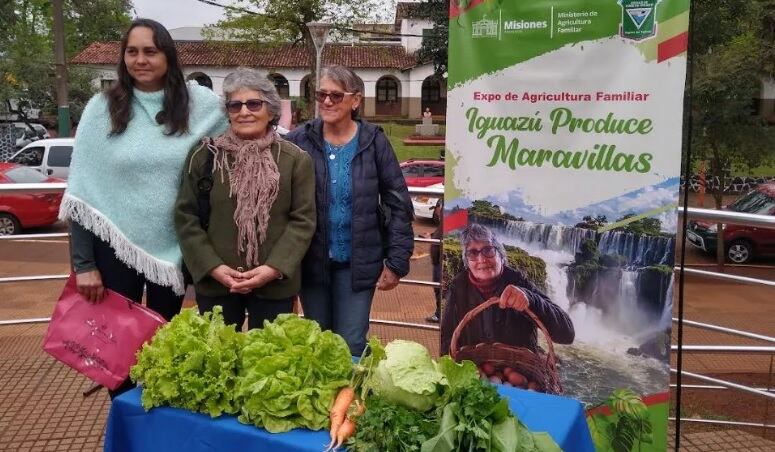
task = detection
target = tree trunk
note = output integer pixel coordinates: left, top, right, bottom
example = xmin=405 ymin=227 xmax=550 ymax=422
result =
xmin=300 ymin=26 xmax=318 ymax=87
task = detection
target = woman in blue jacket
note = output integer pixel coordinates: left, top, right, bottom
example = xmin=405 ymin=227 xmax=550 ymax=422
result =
xmin=286 ymin=65 xmax=414 ymax=355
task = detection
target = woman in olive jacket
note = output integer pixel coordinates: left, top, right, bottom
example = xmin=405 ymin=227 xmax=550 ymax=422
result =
xmin=175 ymin=68 xmax=316 ymax=330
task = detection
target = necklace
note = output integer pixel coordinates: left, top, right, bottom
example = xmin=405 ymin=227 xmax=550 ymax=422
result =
xmin=326 ymin=141 xmax=346 ymax=152
xmin=325 ymin=123 xmax=358 ymax=147
xmin=325 ymin=124 xmax=358 ymax=160
xmin=326 ymin=141 xmax=345 ymax=160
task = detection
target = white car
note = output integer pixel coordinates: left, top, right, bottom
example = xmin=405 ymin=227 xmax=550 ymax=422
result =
xmin=411 ymin=182 xmax=443 ymax=222
xmin=10 ymin=138 xmax=74 ymax=179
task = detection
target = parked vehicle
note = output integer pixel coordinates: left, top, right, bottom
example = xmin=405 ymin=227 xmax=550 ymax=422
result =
xmin=11 ymin=122 xmax=49 ymax=150
xmin=411 ymin=182 xmax=443 ymax=223
xmin=400 ymin=159 xmax=444 ymax=188
xmin=10 ymin=138 xmax=74 ymax=179
xmin=687 ymin=183 xmax=775 ymax=263
xmin=0 ymin=163 xmax=64 ymax=235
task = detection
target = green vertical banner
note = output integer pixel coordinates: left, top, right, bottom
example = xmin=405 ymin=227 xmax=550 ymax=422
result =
xmin=443 ymin=1 xmax=689 ymax=451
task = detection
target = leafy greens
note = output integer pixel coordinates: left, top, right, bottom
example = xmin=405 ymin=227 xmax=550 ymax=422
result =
xmin=130 ymin=307 xmax=246 ymax=417
xmin=235 ymin=314 xmax=353 ymax=433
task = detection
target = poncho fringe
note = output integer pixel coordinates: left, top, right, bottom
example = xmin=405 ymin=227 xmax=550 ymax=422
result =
xmin=60 ymin=194 xmax=185 ymax=295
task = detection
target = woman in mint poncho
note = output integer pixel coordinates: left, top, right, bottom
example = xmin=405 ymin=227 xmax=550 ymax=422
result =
xmin=59 ymin=18 xmax=227 ymax=395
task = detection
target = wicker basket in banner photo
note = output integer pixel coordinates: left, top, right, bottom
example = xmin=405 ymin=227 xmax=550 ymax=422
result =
xmin=450 ymin=297 xmax=563 ymax=395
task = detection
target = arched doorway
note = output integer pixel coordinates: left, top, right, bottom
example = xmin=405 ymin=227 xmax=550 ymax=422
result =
xmin=187 ymin=72 xmax=213 ymax=90
xmin=421 ymin=75 xmax=446 ymax=116
xmin=375 ymin=76 xmax=401 ymax=116
xmin=268 ymin=73 xmax=290 ymax=99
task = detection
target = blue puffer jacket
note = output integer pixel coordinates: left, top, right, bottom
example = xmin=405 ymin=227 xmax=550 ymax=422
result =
xmin=286 ymin=118 xmax=414 ymax=291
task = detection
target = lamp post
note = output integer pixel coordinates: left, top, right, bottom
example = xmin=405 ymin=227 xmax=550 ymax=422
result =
xmin=306 ymin=22 xmax=332 ymax=118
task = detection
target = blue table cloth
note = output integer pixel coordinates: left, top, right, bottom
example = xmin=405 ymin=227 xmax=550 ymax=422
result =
xmin=105 ymin=386 xmax=594 ymax=451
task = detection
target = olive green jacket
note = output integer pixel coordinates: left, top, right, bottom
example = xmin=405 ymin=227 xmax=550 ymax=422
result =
xmin=174 ymin=137 xmax=316 ymax=298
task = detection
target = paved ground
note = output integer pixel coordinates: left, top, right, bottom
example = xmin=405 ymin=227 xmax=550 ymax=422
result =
xmin=1 ymin=214 xmax=773 ymax=451
xmin=668 ymin=429 xmax=775 ymax=451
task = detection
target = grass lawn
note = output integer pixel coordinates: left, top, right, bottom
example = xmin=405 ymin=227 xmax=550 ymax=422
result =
xmin=732 ymin=164 xmax=775 ymax=177
xmin=694 ymin=161 xmax=775 ymax=177
xmin=381 ymin=122 xmax=446 ymax=162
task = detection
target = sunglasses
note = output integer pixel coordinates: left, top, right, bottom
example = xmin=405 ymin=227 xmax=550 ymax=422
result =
xmin=314 ymin=90 xmax=355 ymax=104
xmin=225 ymin=99 xmax=266 ymax=113
xmin=465 ymin=246 xmax=497 ymax=260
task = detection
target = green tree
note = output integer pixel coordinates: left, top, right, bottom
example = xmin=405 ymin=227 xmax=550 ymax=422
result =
xmin=575 ymin=214 xmax=608 ymax=230
xmin=63 ymin=0 xmax=132 ymax=56
xmin=469 ymin=199 xmax=501 ymax=218
xmin=691 ymin=0 xmax=775 ymax=265
xmin=416 ymin=0 xmax=449 ymax=76
xmin=212 ymin=0 xmax=383 ymax=87
xmin=613 ymin=214 xmax=662 ymax=237
xmin=0 ymin=0 xmax=132 ymax=121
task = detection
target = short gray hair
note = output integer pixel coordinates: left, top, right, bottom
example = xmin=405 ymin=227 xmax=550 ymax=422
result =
xmin=460 ymin=223 xmax=506 ymax=269
xmin=222 ymin=67 xmax=282 ymax=127
xmin=320 ymin=65 xmax=364 ymax=119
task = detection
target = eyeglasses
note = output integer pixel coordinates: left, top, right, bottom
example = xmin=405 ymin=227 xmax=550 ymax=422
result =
xmin=314 ymin=90 xmax=355 ymax=104
xmin=465 ymin=246 xmax=497 ymax=260
xmin=225 ymin=99 xmax=266 ymax=113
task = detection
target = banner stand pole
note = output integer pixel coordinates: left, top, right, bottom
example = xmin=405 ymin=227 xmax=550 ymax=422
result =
xmin=676 ymin=3 xmax=697 ymax=450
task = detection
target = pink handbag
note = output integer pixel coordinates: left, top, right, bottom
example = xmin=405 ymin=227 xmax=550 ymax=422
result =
xmin=42 ymin=273 xmax=166 ymax=390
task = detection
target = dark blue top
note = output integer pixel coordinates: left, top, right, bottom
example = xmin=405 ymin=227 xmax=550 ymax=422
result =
xmin=285 ymin=119 xmax=415 ymax=292
xmin=325 ymin=127 xmax=359 ymax=262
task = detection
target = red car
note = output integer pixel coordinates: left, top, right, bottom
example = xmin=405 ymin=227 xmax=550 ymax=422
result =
xmin=400 ymin=159 xmax=444 ymax=187
xmin=687 ymin=183 xmax=775 ymax=263
xmin=0 ymin=163 xmax=64 ymax=235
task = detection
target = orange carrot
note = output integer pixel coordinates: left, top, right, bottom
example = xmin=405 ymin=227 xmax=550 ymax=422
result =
xmin=326 ymin=387 xmax=355 ymax=450
xmin=332 ymin=417 xmax=356 ymax=450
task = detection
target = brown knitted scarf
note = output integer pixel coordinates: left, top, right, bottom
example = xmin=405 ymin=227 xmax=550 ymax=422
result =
xmin=210 ymin=128 xmax=280 ymax=267
xmin=468 ymin=269 xmax=502 ymax=299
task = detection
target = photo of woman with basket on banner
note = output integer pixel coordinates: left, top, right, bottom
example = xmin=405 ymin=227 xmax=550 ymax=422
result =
xmin=440 ymin=223 xmax=575 ymax=394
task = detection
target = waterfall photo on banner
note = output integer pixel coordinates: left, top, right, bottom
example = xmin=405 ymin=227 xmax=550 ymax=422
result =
xmin=442 ymin=1 xmax=689 ymax=450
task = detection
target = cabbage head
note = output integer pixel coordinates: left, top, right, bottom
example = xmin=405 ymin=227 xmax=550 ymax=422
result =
xmin=370 ymin=340 xmax=447 ymax=412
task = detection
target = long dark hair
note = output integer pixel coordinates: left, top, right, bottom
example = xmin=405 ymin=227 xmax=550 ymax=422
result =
xmin=107 ymin=18 xmax=189 ymax=135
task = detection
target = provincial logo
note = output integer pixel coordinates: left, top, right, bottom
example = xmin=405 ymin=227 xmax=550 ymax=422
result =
xmin=619 ymin=0 xmax=660 ymax=41
xmin=472 ymin=16 xmax=499 ymax=39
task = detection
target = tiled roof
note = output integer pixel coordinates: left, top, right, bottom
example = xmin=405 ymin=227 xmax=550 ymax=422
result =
xmin=71 ymin=41 xmax=418 ymax=70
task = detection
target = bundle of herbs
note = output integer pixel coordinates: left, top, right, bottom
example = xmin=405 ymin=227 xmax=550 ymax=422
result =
xmin=346 ymin=339 xmax=561 ymax=452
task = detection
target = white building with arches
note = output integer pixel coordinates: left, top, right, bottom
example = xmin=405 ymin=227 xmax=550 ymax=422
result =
xmin=71 ymin=2 xmax=447 ymax=120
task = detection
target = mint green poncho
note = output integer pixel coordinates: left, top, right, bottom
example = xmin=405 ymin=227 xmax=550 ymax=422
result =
xmin=60 ymin=82 xmax=227 ymax=295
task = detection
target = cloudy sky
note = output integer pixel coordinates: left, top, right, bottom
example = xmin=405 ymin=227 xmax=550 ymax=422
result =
xmin=131 ymin=0 xmax=236 ymax=29
xmin=449 ymin=178 xmax=681 ymax=233
xmin=130 ymin=0 xmax=402 ymax=30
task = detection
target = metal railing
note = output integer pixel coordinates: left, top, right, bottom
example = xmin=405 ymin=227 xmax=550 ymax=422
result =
xmin=0 ymin=182 xmax=67 ymax=194
xmin=668 ymin=207 xmax=775 ymax=429
xmin=0 ymin=184 xmax=445 ymax=329
xmin=668 ymin=313 xmax=775 ymax=430
xmin=1 ymin=182 xmax=774 ymax=433
xmin=678 ymin=206 xmax=775 ymax=228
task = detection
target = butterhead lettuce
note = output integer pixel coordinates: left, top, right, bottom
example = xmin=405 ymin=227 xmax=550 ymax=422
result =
xmin=235 ymin=314 xmax=352 ymax=433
